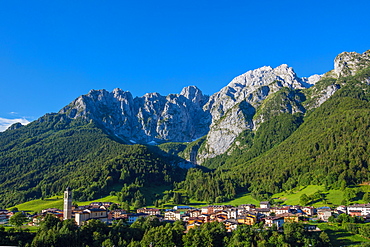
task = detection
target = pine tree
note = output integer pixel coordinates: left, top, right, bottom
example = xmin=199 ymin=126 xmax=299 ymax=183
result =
xmin=363 ymin=192 xmax=369 ymax=203
xmin=173 ymin=192 xmax=182 ymax=204
xmin=299 ymin=194 xmax=309 ymax=206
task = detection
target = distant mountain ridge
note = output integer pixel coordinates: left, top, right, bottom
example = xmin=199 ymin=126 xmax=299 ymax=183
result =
xmin=57 ymin=64 xmax=320 ymax=162
xmin=1 ymin=49 xmax=370 ymax=207
xmin=59 ymin=85 xmax=211 ymax=144
xmin=55 ymin=50 xmax=370 ymax=163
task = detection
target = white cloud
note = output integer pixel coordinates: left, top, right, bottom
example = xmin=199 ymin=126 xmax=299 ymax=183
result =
xmin=0 ymin=117 xmax=30 ymax=132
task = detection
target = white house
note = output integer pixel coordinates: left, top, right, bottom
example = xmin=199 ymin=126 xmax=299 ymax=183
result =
xmin=260 ymin=201 xmax=270 ymax=209
xmin=164 ymin=210 xmax=182 ymax=221
xmin=264 ymin=216 xmax=284 ymax=229
xmin=227 ymin=208 xmax=238 ymax=219
xmin=347 ymin=204 xmax=370 ymax=216
xmin=75 ymin=208 xmax=108 ymax=226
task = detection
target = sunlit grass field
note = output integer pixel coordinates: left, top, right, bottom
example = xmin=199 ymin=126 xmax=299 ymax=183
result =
xmin=274 ymin=185 xmax=325 ymax=204
xmin=273 ymin=184 xmax=370 ymax=207
xmin=9 ymin=185 xmax=370 ymax=213
xmin=219 ymin=193 xmax=260 ymax=207
xmin=10 ymin=195 xmax=121 ymax=213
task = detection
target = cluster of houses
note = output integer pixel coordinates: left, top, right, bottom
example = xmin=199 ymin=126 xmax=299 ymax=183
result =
xmin=3 ymin=201 xmax=370 ymax=231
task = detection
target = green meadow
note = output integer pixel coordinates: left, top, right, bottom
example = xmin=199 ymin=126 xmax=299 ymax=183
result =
xmin=9 ymin=195 xmax=121 ymax=213
xmin=218 ymin=193 xmax=260 ymax=207
xmin=9 ymin=196 xmax=64 ymax=213
xmin=9 ymin=184 xmax=370 ymax=213
xmin=273 ymin=184 xmax=370 ymax=207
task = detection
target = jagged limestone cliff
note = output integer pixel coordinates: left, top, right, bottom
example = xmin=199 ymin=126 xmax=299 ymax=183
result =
xmin=60 ymin=86 xmax=211 ymax=144
xmin=197 ymin=64 xmax=315 ymax=161
xmin=334 ymin=50 xmax=370 ymax=77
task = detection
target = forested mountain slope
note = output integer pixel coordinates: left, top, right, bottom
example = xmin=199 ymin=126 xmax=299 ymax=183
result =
xmin=0 ymin=115 xmax=184 ymax=208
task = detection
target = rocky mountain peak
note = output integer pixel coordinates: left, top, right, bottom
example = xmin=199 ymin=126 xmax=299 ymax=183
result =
xmin=301 ymin=74 xmax=322 ymax=87
xmin=273 ymin=64 xmax=304 ymax=88
xmin=195 ymin=64 xmax=312 ymax=162
xmin=180 ymin=85 xmax=204 ymax=104
xmin=334 ymin=50 xmax=370 ymax=77
xmin=112 ymin=88 xmax=133 ymax=99
xmin=59 ymin=86 xmax=211 ymax=144
xmin=226 ymin=64 xmax=303 ymax=89
xmin=205 ymin=64 xmax=306 ymax=121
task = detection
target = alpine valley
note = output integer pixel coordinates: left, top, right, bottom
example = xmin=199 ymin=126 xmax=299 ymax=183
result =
xmin=1 ymin=50 xmax=370 ymax=208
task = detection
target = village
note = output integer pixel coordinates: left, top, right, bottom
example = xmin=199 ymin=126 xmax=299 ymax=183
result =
xmin=1 ymin=188 xmax=370 ymax=232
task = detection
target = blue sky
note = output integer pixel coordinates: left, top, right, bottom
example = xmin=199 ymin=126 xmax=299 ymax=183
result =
xmin=0 ymin=0 xmax=369 ymax=131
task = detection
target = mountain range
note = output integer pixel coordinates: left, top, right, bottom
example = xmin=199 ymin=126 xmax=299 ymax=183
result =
xmin=0 ymin=49 xmax=369 ymax=207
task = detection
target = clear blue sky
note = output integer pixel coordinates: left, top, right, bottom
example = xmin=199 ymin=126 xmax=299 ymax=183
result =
xmin=0 ymin=0 xmax=369 ymax=130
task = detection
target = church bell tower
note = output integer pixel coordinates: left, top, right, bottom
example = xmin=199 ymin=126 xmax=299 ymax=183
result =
xmin=63 ymin=187 xmax=72 ymax=220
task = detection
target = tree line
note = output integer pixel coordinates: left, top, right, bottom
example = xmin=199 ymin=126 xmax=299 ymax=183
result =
xmin=0 ymin=215 xmax=331 ymax=247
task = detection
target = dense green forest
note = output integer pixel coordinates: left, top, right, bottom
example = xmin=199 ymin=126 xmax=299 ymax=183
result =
xmin=0 ymin=216 xmax=331 ymax=247
xmin=0 ymin=115 xmax=185 ymax=208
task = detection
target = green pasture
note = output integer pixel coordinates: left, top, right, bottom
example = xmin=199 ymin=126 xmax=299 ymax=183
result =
xmin=273 ymin=184 xmax=370 ymax=207
xmin=9 ymin=196 xmax=64 ymax=213
xmin=219 ymin=193 xmax=260 ymax=207
xmin=273 ymin=185 xmax=325 ymax=205
xmin=9 ymin=184 xmax=370 ymax=213
xmin=272 ymin=185 xmax=349 ymax=206
xmin=9 ymin=194 xmax=121 ymax=213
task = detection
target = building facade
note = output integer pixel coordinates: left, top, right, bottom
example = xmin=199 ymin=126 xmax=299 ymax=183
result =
xmin=63 ymin=187 xmax=72 ymax=220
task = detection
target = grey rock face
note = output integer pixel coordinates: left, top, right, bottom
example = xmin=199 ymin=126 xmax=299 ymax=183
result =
xmin=60 ymin=86 xmax=211 ymax=144
xmin=204 ymin=64 xmax=306 ymax=122
xmin=301 ymin=74 xmax=322 ymax=87
xmin=198 ymin=64 xmax=308 ymax=161
xmin=334 ymin=50 xmax=370 ymax=77
xmin=307 ymin=84 xmax=341 ymax=110
xmin=198 ymin=101 xmax=256 ymax=163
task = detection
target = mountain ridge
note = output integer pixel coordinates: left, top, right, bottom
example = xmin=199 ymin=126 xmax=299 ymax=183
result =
xmin=6 ymin=49 xmax=370 ymax=164
xmin=51 ymin=63 xmax=322 ymax=163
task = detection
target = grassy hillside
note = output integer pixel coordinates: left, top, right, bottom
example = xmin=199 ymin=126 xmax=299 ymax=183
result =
xmin=10 ymin=195 xmax=121 ymax=213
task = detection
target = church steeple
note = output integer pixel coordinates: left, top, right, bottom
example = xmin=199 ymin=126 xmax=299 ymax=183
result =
xmin=63 ymin=187 xmax=72 ymax=220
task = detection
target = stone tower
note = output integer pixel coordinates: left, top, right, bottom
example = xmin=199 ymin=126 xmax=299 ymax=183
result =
xmin=63 ymin=187 xmax=72 ymax=220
